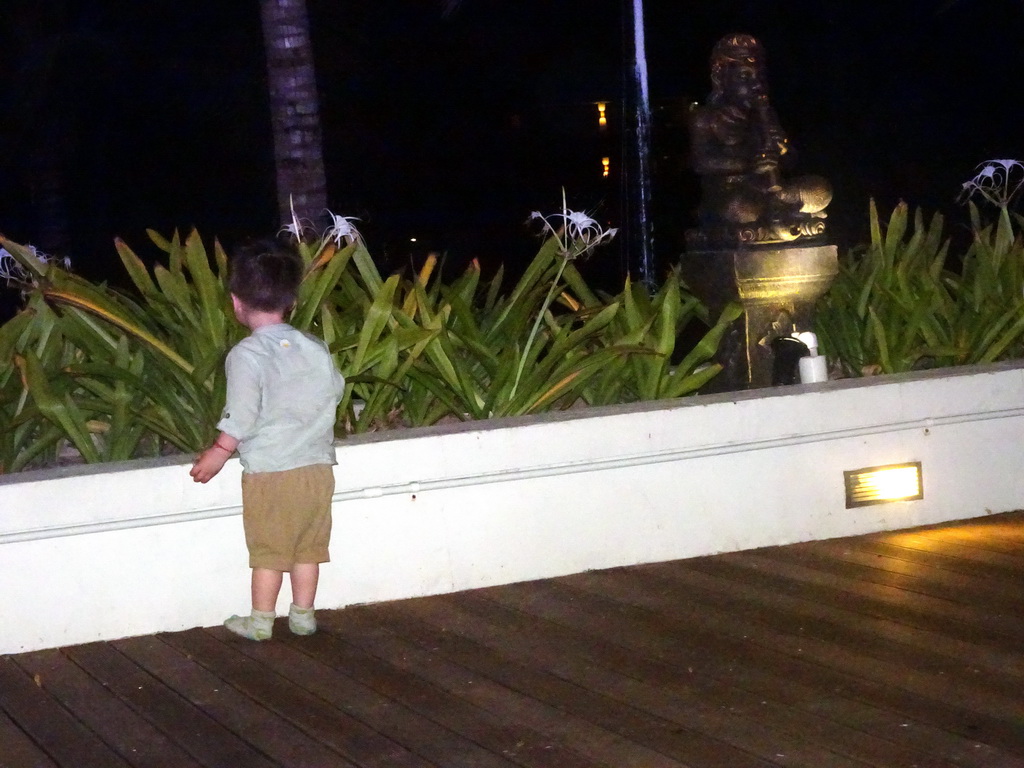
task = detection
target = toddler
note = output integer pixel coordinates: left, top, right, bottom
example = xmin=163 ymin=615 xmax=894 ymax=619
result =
xmin=191 ymin=240 xmax=345 ymax=640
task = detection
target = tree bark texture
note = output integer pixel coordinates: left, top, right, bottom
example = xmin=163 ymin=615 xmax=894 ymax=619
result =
xmin=259 ymin=0 xmax=328 ymax=228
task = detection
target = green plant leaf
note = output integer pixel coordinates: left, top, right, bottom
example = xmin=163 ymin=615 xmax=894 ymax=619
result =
xmin=16 ymin=350 xmax=101 ymax=464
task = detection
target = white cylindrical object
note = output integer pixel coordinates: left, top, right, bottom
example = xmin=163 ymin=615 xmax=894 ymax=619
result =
xmin=793 ymin=331 xmax=818 ymax=356
xmin=799 ymin=354 xmax=828 ymax=384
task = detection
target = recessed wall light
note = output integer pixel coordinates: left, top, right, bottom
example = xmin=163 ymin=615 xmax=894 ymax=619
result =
xmin=844 ymin=462 xmax=923 ymax=508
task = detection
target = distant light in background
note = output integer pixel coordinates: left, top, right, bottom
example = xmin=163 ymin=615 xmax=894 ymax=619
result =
xmin=597 ymin=101 xmax=607 ymax=128
xmin=602 ymin=156 xmax=610 ymax=178
xmin=410 ymin=237 xmax=417 ymax=242
xmin=844 ymin=462 xmax=923 ymax=508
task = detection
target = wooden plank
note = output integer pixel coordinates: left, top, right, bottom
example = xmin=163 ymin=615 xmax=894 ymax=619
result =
xmin=882 ymin=512 xmax=1024 ymax=538
xmin=269 ymin=619 xmax=580 ymax=768
xmin=468 ymin=581 xmax=963 ymax=768
xmin=863 ymin=536 xmax=1024 ymax=581
xmin=908 ymin=518 xmax=1024 ymax=555
xmin=479 ymin=577 xmax=991 ymax=765
xmin=820 ymin=538 xmax=1024 ymax=586
xmin=749 ymin=544 xmax=1024 ymax=638
xmin=881 ymin=531 xmax=1024 ymax=572
xmin=631 ymin=560 xmax=1024 ymax=727
xmin=789 ymin=537 xmax=1024 ymax=605
xmin=708 ymin=548 xmax=1024 ymax=654
xmin=160 ymin=627 xmax=435 ymax=768
xmin=477 ymin=577 xmax=1018 ymax=768
xmin=421 ymin=589 xmax=925 ymax=768
xmin=0 ymin=657 xmax=130 ymax=768
xmin=630 ymin=561 xmax=1024 ymax=720
xmin=754 ymin=538 xmax=1022 ymax=616
xmin=11 ymin=649 xmax=203 ymax=768
xmin=63 ymin=640 xmax=278 ymax=768
xmin=0 ymin=706 xmax=58 ymax=768
xmin=549 ymin=566 xmax=1024 ymax=766
xmin=676 ymin=551 xmax=1024 ymax=681
xmin=112 ymin=634 xmax=354 ymax=768
xmin=356 ymin=599 xmax=778 ymax=768
xmin=315 ymin=607 xmax=687 ymax=768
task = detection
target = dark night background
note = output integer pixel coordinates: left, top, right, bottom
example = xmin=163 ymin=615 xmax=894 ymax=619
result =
xmin=2 ymin=0 xmax=1023 ymax=320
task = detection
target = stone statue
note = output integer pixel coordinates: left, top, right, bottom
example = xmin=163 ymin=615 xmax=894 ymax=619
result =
xmin=687 ymin=34 xmax=832 ymax=248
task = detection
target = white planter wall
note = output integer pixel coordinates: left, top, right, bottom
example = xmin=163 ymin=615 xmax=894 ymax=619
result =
xmin=2 ymin=362 xmax=1023 ymax=654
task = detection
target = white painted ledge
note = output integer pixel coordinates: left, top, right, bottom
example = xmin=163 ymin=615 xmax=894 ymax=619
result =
xmin=2 ymin=361 xmax=1022 ymax=653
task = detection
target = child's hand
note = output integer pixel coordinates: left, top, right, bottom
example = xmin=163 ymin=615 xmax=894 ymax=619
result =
xmin=190 ymin=434 xmax=238 ymax=483
xmin=190 ymin=447 xmax=229 ymax=483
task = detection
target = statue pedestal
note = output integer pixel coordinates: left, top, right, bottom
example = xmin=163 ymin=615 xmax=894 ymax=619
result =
xmin=679 ymin=244 xmax=838 ymax=389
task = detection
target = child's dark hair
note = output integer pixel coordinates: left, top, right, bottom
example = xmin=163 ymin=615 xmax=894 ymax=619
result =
xmin=229 ymin=238 xmax=303 ymax=312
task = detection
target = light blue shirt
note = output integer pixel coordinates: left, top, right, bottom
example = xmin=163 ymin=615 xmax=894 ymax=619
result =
xmin=217 ymin=324 xmax=345 ymax=473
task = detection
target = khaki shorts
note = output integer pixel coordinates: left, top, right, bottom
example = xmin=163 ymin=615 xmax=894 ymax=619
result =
xmin=241 ymin=464 xmax=335 ymax=571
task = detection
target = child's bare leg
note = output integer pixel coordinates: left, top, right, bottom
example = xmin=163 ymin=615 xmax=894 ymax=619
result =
xmin=290 ymin=563 xmax=320 ymax=608
xmin=252 ymin=567 xmax=284 ymax=612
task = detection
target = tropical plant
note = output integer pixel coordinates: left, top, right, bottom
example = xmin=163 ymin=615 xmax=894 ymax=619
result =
xmin=0 ymin=244 xmax=183 ymax=471
xmin=0 ymin=292 xmax=97 ymax=472
xmin=0 ymin=234 xmax=239 ymax=468
xmin=0 ymin=196 xmax=742 ymax=472
xmin=279 ymin=208 xmax=441 ymax=432
xmin=394 ymin=194 xmax=732 ymax=423
xmin=814 ymin=193 xmax=1024 ymax=376
xmin=583 ymin=271 xmax=743 ymax=405
xmin=814 ymin=201 xmax=950 ymax=375
xmin=397 ymin=234 xmax=628 ymax=422
xmin=946 ymin=198 xmax=1024 ymax=364
xmin=0 ymin=219 xmax=375 ymax=467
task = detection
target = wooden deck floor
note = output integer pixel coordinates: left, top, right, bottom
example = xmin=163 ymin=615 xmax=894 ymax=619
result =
xmin=4 ymin=512 xmax=1024 ymax=768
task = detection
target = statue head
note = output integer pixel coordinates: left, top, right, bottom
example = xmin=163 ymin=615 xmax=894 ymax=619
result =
xmin=709 ymin=34 xmax=769 ymax=107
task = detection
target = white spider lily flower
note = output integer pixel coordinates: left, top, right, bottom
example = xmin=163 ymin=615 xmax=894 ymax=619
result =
xmin=323 ymin=210 xmax=362 ymax=246
xmin=0 ymin=245 xmax=70 ymax=285
xmin=530 ymin=191 xmax=617 ymax=259
xmin=959 ymin=159 xmax=1024 ymax=209
xmin=279 ymin=194 xmax=316 ymax=241
xmin=0 ymin=248 xmax=22 ymax=283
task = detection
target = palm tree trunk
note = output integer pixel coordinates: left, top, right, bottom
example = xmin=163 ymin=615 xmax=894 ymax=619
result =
xmin=259 ymin=0 xmax=328 ymax=227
